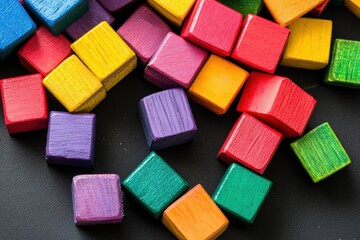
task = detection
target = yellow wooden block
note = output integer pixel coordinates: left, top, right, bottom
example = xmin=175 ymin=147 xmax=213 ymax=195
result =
xmin=71 ymin=21 xmax=137 ymax=91
xmin=43 ymin=55 xmax=106 ymax=112
xmin=281 ymin=18 xmax=332 ymax=70
xmin=162 ymin=184 xmax=229 ymax=240
xmin=345 ymin=0 xmax=360 ymax=18
xmin=187 ymin=54 xmax=248 ymax=115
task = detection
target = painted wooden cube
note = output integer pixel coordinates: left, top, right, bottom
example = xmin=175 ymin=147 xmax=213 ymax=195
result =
xmin=231 ymin=14 xmax=290 ymax=74
xmin=237 ymin=72 xmax=317 ymax=137
xmin=291 ymin=123 xmax=351 ymax=183
xmin=97 ymin=0 xmax=136 ymax=12
xmin=309 ymin=0 xmax=330 ymax=16
xmin=0 ymin=74 xmax=48 ymax=134
xmin=139 ymin=88 xmax=197 ymax=150
xmin=217 ymin=0 xmax=263 ymax=17
xmin=163 ymin=184 xmax=229 ymax=240
xmin=345 ymin=0 xmax=360 ymax=18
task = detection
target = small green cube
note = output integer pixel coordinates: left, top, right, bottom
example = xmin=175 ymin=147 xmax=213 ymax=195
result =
xmin=291 ymin=122 xmax=351 ymax=183
xmin=218 ymin=0 xmax=263 ymax=17
xmin=212 ymin=163 xmax=272 ymax=224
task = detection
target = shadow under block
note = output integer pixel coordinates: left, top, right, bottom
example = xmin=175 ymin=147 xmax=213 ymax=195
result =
xmin=281 ymin=18 xmax=332 ymax=70
xmin=71 ymin=21 xmax=137 ymax=91
xmin=309 ymin=0 xmax=330 ymax=16
xmin=97 ymin=0 xmax=136 ymax=12
xmin=345 ymin=0 xmax=360 ymax=21
xmin=139 ymin=88 xmax=197 ymax=150
xmin=43 ymin=55 xmax=106 ymax=112
xmin=144 ymin=32 xmax=208 ymax=89
xmin=331 ymin=0 xmax=344 ymax=6
xmin=122 ymin=152 xmax=188 ymax=219
xmin=217 ymin=0 xmax=263 ymax=17
xmin=237 ymin=72 xmax=317 ymax=137
xmin=72 ymin=174 xmax=124 ymax=225
xmin=162 ymin=184 xmax=229 ymax=240
xmin=231 ymin=14 xmax=290 ymax=74
xmin=0 ymin=74 xmax=48 ymax=134
xmin=188 ymin=54 xmax=249 ymax=115
xmin=218 ymin=113 xmax=282 ymax=174
xmin=290 ymin=123 xmax=351 ymax=183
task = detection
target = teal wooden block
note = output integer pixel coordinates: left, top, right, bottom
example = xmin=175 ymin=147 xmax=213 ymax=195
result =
xmin=218 ymin=0 xmax=263 ymax=16
xmin=212 ymin=163 xmax=272 ymax=224
xmin=122 ymin=152 xmax=188 ymax=219
xmin=290 ymin=122 xmax=351 ymax=183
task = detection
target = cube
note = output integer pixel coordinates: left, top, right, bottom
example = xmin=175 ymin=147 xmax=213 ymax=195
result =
xmin=72 ymin=174 xmax=124 ymax=225
xmin=231 ymin=14 xmax=290 ymax=74
xmin=122 ymin=152 xmax=188 ymax=219
xmin=309 ymin=0 xmax=330 ymax=16
xmin=46 ymin=111 xmax=96 ymax=168
xmin=0 ymin=74 xmax=48 ymax=134
xmin=181 ymin=0 xmax=242 ymax=57
xmin=237 ymin=72 xmax=317 ymax=137
xmin=163 ymin=184 xmax=229 ymax=240
xmin=144 ymin=32 xmax=208 ymax=89
xmin=213 ymin=163 xmax=272 ymax=223
xmin=218 ymin=113 xmax=282 ymax=174
xmin=71 ymin=21 xmax=137 ymax=91
xmin=291 ymin=123 xmax=351 ymax=183
xmin=97 ymin=0 xmax=136 ymax=12
xmin=217 ymin=0 xmax=263 ymax=17
xmin=139 ymin=88 xmax=197 ymax=150
xmin=188 ymin=54 xmax=249 ymax=115
xmin=345 ymin=0 xmax=360 ymax=18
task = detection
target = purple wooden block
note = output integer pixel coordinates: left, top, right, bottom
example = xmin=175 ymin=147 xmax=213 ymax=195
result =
xmin=144 ymin=32 xmax=208 ymax=89
xmin=72 ymin=174 xmax=124 ymax=226
xmin=139 ymin=88 xmax=197 ymax=150
xmin=117 ymin=4 xmax=172 ymax=65
xmin=65 ymin=0 xmax=115 ymax=41
xmin=97 ymin=0 xmax=136 ymax=12
xmin=46 ymin=111 xmax=96 ymax=168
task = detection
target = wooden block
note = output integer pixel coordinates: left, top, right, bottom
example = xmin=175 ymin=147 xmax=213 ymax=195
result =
xmin=139 ymin=88 xmax=197 ymax=150
xmin=117 ymin=4 xmax=172 ymax=65
xmin=181 ymin=0 xmax=242 ymax=57
xmin=281 ymin=18 xmax=332 ymax=70
xmin=97 ymin=0 xmax=136 ymax=12
xmin=43 ymin=55 xmax=106 ymax=112
xmin=331 ymin=0 xmax=343 ymax=6
xmin=144 ymin=32 xmax=208 ymax=89
xmin=162 ymin=184 xmax=229 ymax=240
xmin=218 ymin=113 xmax=282 ymax=174
xmin=213 ymin=163 xmax=272 ymax=223
xmin=0 ymin=74 xmax=48 ymax=134
xmin=188 ymin=54 xmax=249 ymax=115
xmin=46 ymin=111 xmax=96 ymax=168
xmin=237 ymin=71 xmax=317 ymax=137
xmin=122 ymin=152 xmax=188 ymax=219
xmin=231 ymin=14 xmax=290 ymax=74
xmin=72 ymin=174 xmax=124 ymax=225
xmin=71 ymin=21 xmax=137 ymax=91
xmin=217 ymin=0 xmax=263 ymax=17
xmin=309 ymin=0 xmax=330 ymax=16
xmin=290 ymin=123 xmax=351 ymax=183
xmin=345 ymin=0 xmax=360 ymax=18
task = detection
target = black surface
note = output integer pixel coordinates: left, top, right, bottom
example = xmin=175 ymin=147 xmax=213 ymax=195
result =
xmin=1 ymin=4 xmax=360 ymax=240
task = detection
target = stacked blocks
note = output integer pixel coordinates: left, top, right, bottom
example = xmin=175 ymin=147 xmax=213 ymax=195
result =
xmin=97 ymin=0 xmax=136 ymax=12
xmin=344 ymin=0 xmax=360 ymax=18
xmin=218 ymin=0 xmax=263 ymax=16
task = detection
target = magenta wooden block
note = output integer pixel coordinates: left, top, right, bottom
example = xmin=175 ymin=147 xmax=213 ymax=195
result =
xmin=72 ymin=174 xmax=124 ymax=226
xmin=144 ymin=32 xmax=208 ymax=89
xmin=97 ymin=0 xmax=136 ymax=12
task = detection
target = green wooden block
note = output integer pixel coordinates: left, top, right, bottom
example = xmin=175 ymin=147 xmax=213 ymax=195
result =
xmin=331 ymin=0 xmax=343 ymax=6
xmin=122 ymin=152 xmax=188 ymax=219
xmin=290 ymin=122 xmax=351 ymax=183
xmin=212 ymin=163 xmax=272 ymax=224
xmin=325 ymin=39 xmax=360 ymax=88
xmin=218 ymin=0 xmax=263 ymax=17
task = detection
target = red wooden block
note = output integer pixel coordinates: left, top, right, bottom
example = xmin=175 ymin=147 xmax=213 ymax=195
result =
xmin=309 ymin=0 xmax=330 ymax=16
xmin=181 ymin=0 xmax=242 ymax=57
xmin=237 ymin=72 xmax=317 ymax=137
xmin=231 ymin=14 xmax=290 ymax=74
xmin=18 ymin=26 xmax=72 ymax=76
xmin=0 ymin=74 xmax=48 ymax=134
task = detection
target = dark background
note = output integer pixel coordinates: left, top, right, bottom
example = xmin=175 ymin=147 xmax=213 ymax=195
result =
xmin=0 ymin=2 xmax=360 ymax=240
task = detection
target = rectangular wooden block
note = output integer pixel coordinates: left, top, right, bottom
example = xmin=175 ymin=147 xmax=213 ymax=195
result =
xmin=97 ymin=0 xmax=136 ymax=12
xmin=309 ymin=0 xmax=330 ymax=16
xmin=217 ymin=0 xmax=263 ymax=17
xmin=345 ymin=0 xmax=360 ymax=19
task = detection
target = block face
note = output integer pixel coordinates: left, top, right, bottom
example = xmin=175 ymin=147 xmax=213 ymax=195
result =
xmin=309 ymin=0 xmax=330 ymax=16
xmin=97 ymin=0 xmax=136 ymax=12
xmin=217 ymin=0 xmax=263 ymax=17
xmin=291 ymin=123 xmax=351 ymax=183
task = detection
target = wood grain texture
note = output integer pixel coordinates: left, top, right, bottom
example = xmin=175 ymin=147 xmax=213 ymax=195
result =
xmin=217 ymin=0 xmax=263 ymax=17
xmin=46 ymin=111 xmax=96 ymax=168
xmin=344 ymin=0 xmax=360 ymax=18
xmin=144 ymin=32 xmax=208 ymax=89
xmin=187 ymin=54 xmax=249 ymax=115
xmin=43 ymin=55 xmax=106 ymax=112
xmin=97 ymin=0 xmax=136 ymax=12
xmin=72 ymin=174 xmax=124 ymax=225
xmin=231 ymin=14 xmax=290 ymax=74
xmin=309 ymin=0 xmax=330 ymax=16
xmin=218 ymin=113 xmax=282 ymax=174
xmin=237 ymin=71 xmax=317 ymax=137
xmin=139 ymin=88 xmax=197 ymax=150
xmin=0 ymin=74 xmax=48 ymax=134
xmin=281 ymin=18 xmax=332 ymax=70
xmin=71 ymin=21 xmax=137 ymax=91
xmin=122 ymin=152 xmax=188 ymax=219
xmin=181 ymin=0 xmax=242 ymax=57
xmin=163 ymin=184 xmax=228 ymax=240
xmin=213 ymin=163 xmax=272 ymax=223
xmin=290 ymin=123 xmax=351 ymax=183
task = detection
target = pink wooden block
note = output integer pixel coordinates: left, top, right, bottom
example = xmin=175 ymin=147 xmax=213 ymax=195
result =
xmin=309 ymin=0 xmax=330 ymax=16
